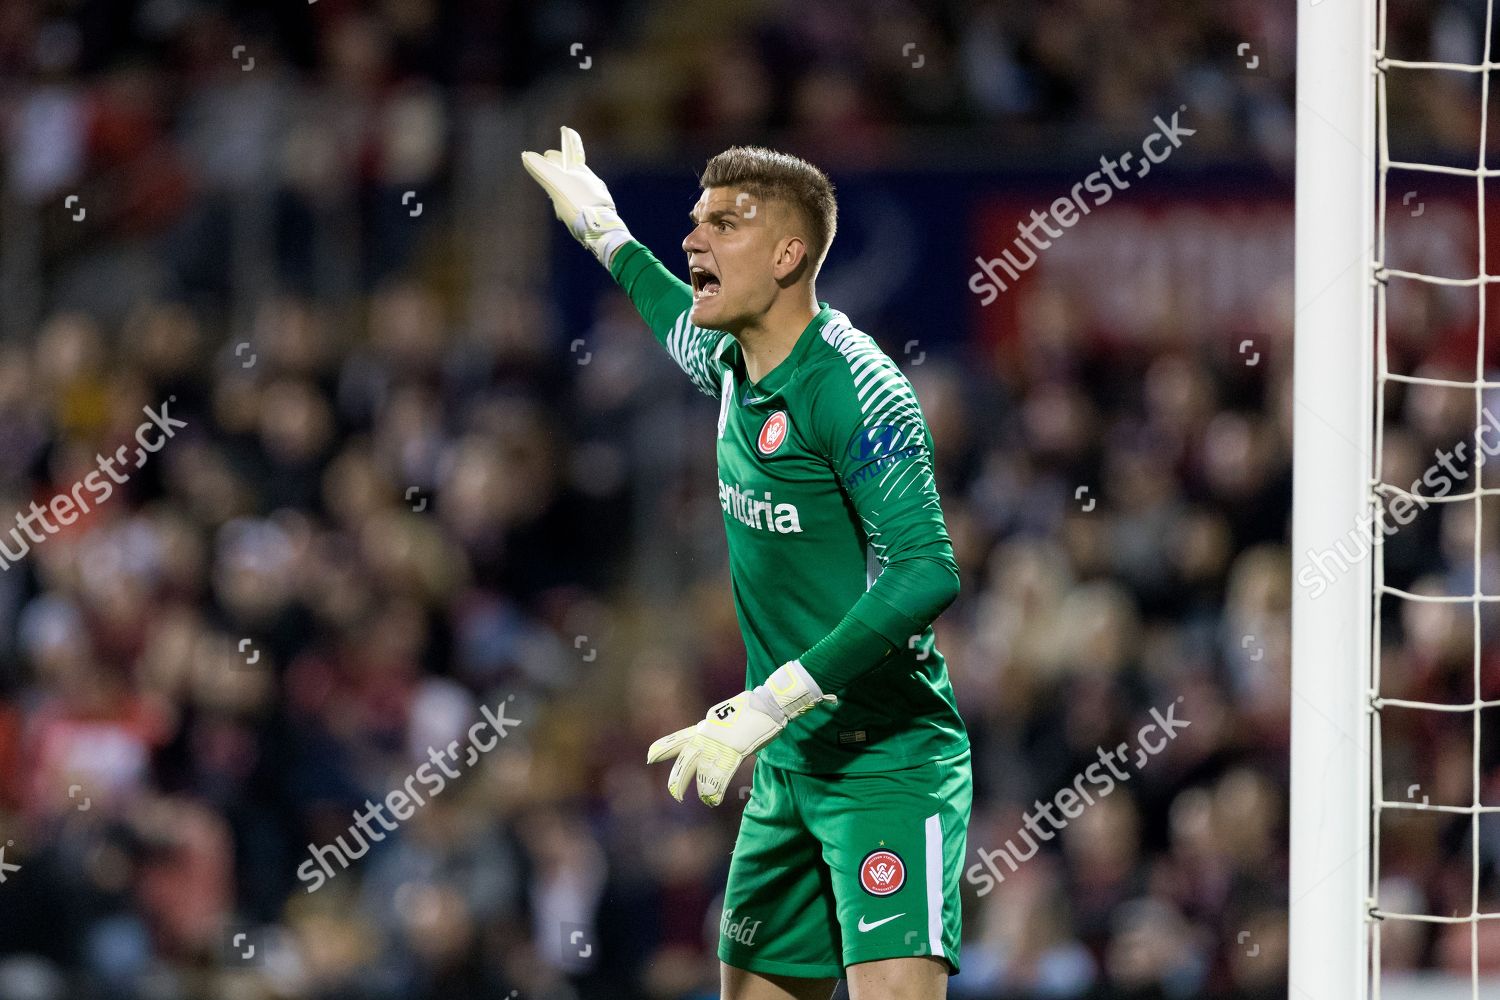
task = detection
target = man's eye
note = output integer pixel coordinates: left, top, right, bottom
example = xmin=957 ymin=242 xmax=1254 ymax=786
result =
xmin=716 ymin=221 xmax=732 ymax=232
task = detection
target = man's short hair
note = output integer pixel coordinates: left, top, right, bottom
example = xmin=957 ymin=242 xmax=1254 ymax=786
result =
xmin=700 ymin=146 xmax=838 ymax=275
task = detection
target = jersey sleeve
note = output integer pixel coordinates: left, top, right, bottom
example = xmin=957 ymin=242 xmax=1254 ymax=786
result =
xmin=797 ymin=341 xmax=960 ymax=693
xmin=609 ymin=239 xmax=733 ymax=398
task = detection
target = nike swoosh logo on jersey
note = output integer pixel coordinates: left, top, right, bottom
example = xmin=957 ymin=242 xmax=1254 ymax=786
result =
xmin=857 ymin=913 xmax=904 ymax=932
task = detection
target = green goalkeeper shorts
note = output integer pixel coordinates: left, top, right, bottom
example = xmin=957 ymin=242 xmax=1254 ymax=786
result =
xmin=717 ymin=748 xmax=972 ymax=979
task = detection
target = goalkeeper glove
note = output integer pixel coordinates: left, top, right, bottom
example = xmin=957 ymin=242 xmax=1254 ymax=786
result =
xmin=520 ymin=126 xmax=632 ymax=268
xmin=647 ymin=661 xmax=836 ymax=806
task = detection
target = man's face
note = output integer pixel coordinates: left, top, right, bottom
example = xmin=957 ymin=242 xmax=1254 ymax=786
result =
xmin=681 ymin=186 xmax=788 ymax=331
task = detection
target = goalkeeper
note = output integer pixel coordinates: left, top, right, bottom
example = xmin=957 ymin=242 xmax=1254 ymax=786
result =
xmin=523 ymin=128 xmax=969 ymax=1000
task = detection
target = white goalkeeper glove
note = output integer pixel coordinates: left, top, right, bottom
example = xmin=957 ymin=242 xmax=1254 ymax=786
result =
xmin=520 ymin=126 xmax=632 ymax=268
xmin=647 ymin=661 xmax=836 ymax=806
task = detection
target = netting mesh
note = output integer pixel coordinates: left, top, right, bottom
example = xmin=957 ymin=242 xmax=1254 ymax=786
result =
xmin=1372 ymin=0 xmax=1500 ymax=995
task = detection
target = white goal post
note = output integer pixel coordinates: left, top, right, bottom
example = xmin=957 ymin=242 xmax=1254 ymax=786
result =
xmin=1292 ymin=3 xmax=1376 ymax=1000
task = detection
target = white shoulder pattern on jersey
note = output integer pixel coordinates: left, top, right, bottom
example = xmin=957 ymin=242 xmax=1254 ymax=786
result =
xmin=818 ymin=311 xmax=933 ymax=505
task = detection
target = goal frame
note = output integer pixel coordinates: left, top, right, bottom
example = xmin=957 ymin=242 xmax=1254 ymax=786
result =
xmin=1291 ymin=0 xmax=1377 ymax=997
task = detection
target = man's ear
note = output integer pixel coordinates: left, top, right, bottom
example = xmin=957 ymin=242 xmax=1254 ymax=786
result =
xmin=772 ymin=235 xmax=809 ymax=285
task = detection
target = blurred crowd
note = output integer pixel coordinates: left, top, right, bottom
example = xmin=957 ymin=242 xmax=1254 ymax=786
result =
xmin=0 ymin=1 xmax=1496 ymax=1000
xmin=0 ymin=258 xmax=1307 ymax=1000
xmin=0 ymin=0 xmax=1352 ymax=173
xmin=1 ymin=0 xmax=1495 ymax=173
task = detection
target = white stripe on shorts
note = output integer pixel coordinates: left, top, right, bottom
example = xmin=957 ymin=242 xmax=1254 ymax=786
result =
xmin=924 ymin=812 xmax=943 ymax=957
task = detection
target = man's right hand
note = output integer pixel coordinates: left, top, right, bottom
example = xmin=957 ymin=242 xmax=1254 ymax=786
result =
xmin=521 ymin=126 xmax=632 ymax=268
xmin=645 ymin=661 xmax=836 ymax=806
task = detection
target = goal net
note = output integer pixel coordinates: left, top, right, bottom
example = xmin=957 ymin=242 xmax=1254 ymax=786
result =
xmin=1296 ymin=0 xmax=1500 ymax=997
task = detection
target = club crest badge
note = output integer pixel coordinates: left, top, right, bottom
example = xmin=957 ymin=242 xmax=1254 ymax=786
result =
xmin=859 ymin=848 xmax=906 ymax=896
xmin=757 ymin=411 xmax=789 ymax=455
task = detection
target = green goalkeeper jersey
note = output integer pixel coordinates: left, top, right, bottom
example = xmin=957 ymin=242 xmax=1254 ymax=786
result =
xmin=611 ymin=241 xmax=967 ymax=774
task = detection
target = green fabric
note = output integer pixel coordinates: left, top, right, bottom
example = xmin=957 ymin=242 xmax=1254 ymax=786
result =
xmin=799 ymin=613 xmax=896 ymax=691
xmin=718 ymin=751 xmax=972 ymax=976
xmin=610 ymin=239 xmax=708 ymax=345
xmin=611 ymin=239 xmax=966 ymax=773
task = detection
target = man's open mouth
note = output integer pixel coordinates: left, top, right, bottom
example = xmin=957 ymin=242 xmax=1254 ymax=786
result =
xmin=691 ymin=265 xmax=721 ymax=299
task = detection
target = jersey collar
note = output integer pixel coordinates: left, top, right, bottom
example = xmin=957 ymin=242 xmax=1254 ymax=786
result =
xmin=741 ymin=303 xmax=833 ymax=404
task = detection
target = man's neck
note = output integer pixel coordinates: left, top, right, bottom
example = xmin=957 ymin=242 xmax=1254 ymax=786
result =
xmin=736 ymin=290 xmax=819 ymax=383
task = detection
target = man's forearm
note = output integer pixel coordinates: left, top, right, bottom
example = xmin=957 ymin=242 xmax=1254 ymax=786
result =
xmin=609 ymin=240 xmax=730 ymax=398
xmin=799 ymin=556 xmax=960 ymax=692
xmin=609 ymin=240 xmax=695 ymax=343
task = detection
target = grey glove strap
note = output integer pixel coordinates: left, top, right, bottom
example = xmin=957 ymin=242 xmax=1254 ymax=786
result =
xmin=780 ymin=661 xmax=825 ymax=702
xmin=748 ymin=662 xmax=827 ymax=726
xmin=746 ymin=686 xmax=787 ymax=727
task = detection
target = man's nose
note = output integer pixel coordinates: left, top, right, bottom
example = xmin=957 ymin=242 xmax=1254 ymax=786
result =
xmin=682 ymin=223 xmax=707 ymax=254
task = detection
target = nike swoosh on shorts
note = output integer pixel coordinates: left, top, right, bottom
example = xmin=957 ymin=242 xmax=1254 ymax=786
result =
xmin=857 ymin=913 xmax=904 ymax=932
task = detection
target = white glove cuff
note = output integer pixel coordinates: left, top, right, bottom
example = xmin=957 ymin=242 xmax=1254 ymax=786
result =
xmin=745 ymin=686 xmax=786 ymax=728
xmin=593 ymin=225 xmax=631 ymax=269
xmin=572 ymin=207 xmax=632 ymax=268
xmin=750 ymin=660 xmax=829 ymax=725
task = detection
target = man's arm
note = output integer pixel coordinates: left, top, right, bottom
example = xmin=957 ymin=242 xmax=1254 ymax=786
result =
xmin=610 ymin=241 xmax=733 ymax=398
xmin=798 ymin=333 xmax=960 ymax=692
xmin=522 ymin=127 xmax=730 ymax=398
